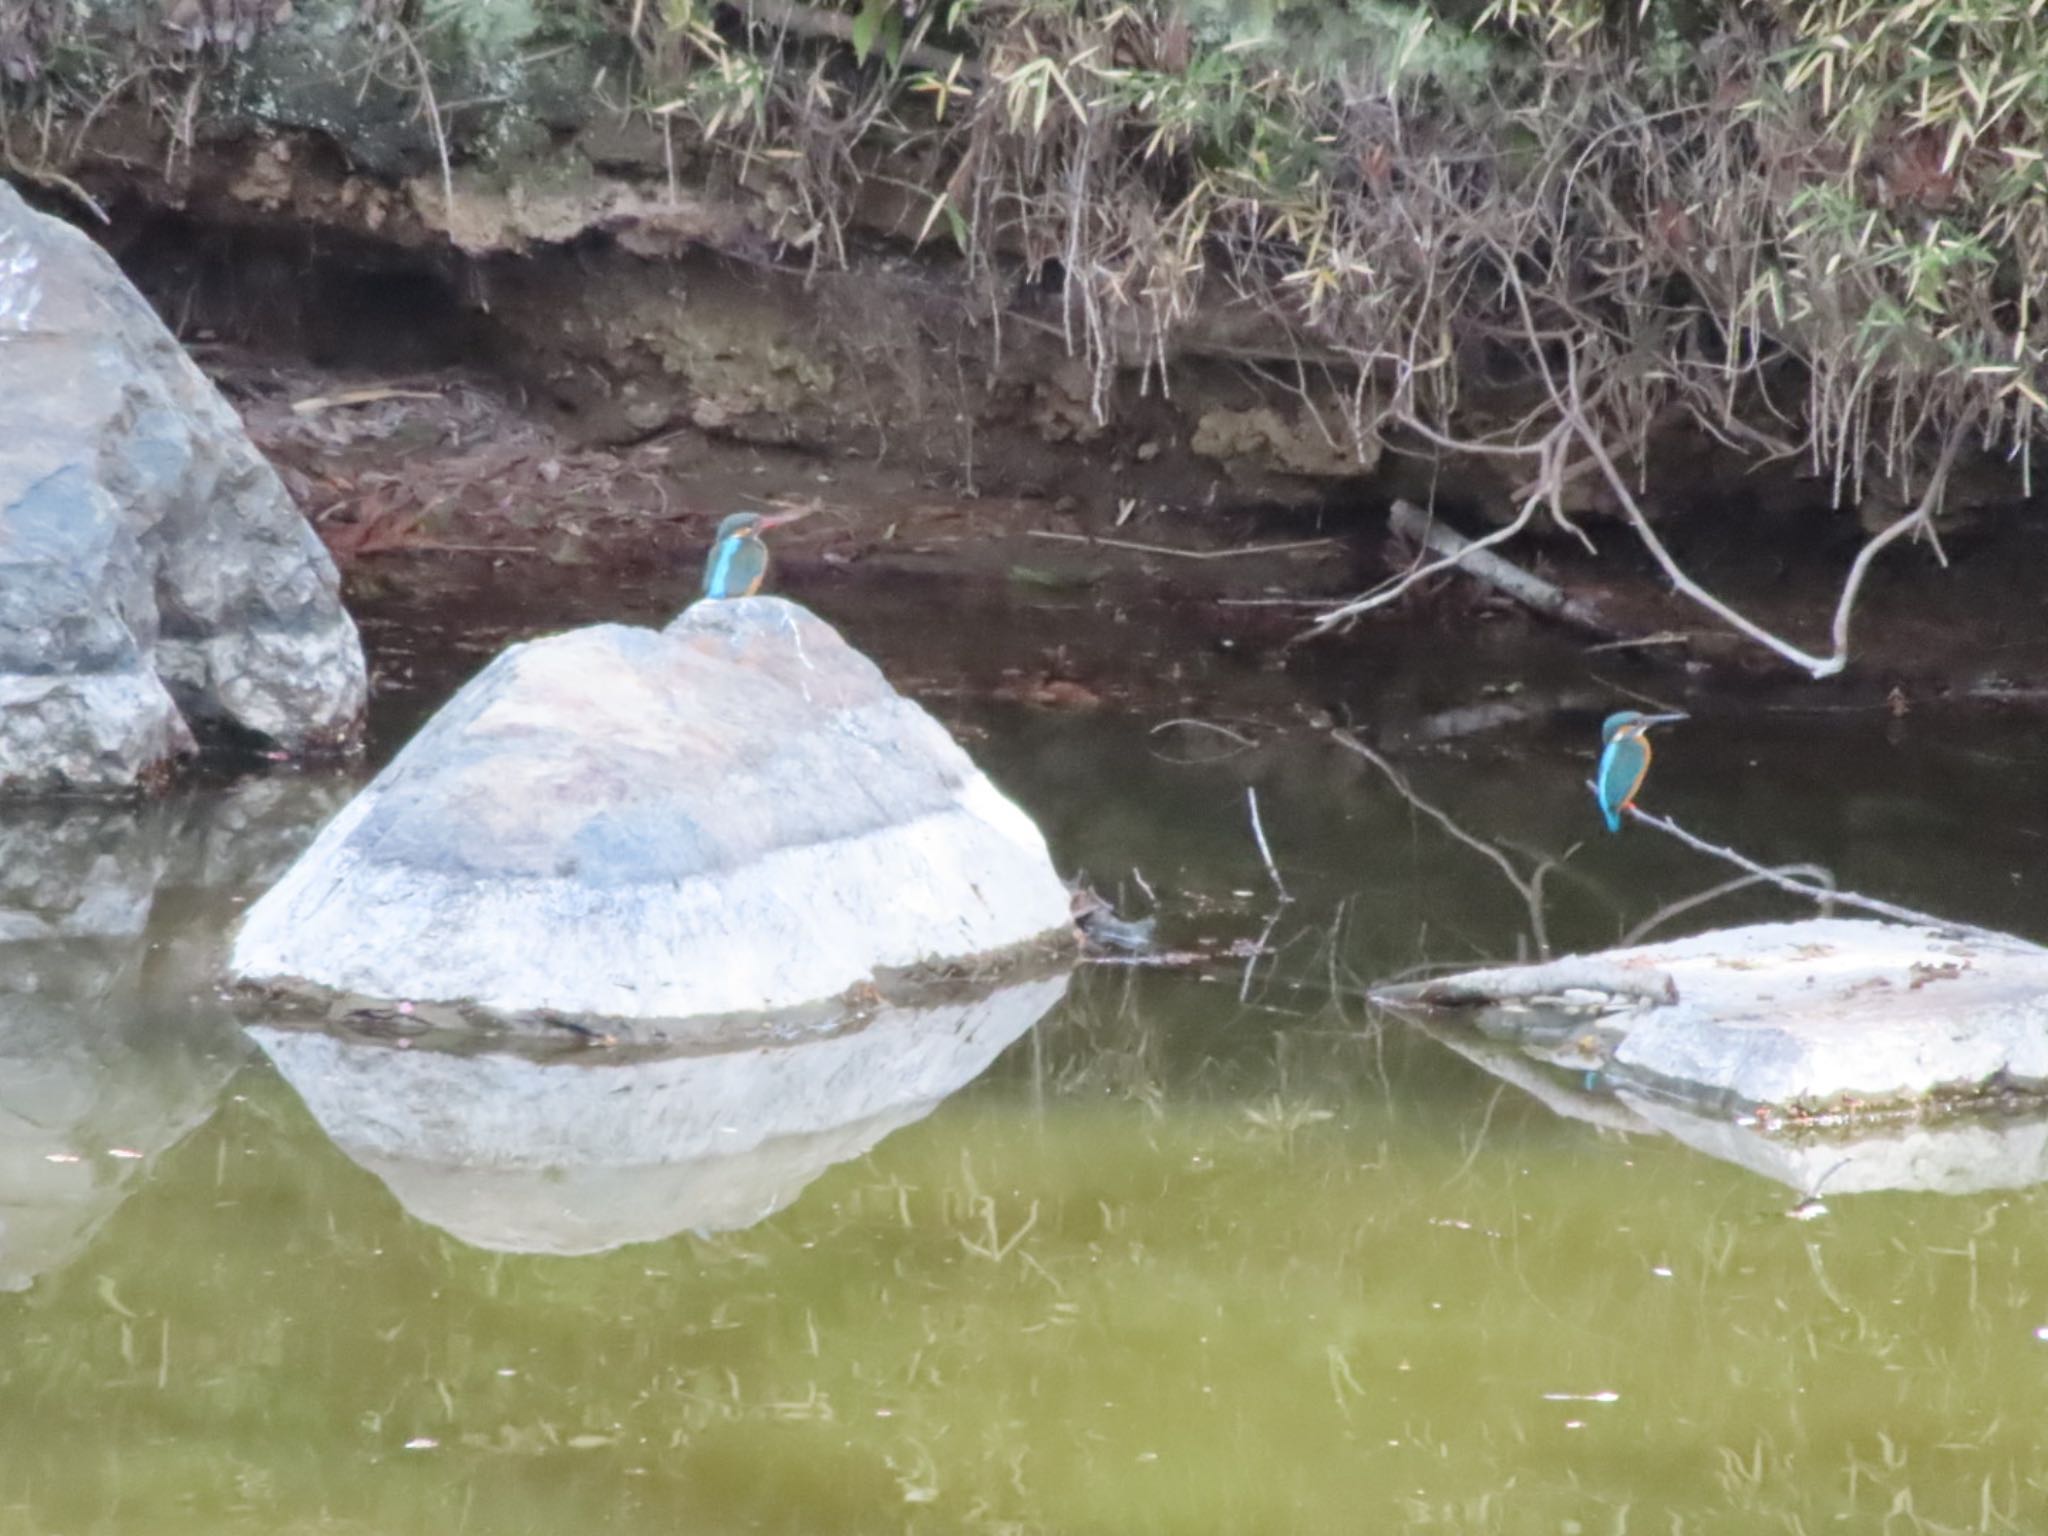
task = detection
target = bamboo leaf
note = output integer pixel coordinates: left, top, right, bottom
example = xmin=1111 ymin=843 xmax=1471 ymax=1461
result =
xmin=850 ymin=0 xmax=887 ymax=64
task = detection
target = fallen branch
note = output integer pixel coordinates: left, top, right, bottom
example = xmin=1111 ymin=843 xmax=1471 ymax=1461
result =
xmin=292 ymin=386 xmax=444 ymax=415
xmin=1383 ymin=499 xmax=1623 ymax=640
xmin=1304 ymin=492 xmax=1545 ymax=637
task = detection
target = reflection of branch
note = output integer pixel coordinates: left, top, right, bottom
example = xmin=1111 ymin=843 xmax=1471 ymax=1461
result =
xmin=1621 ymin=802 xmax=2018 ymax=943
xmin=1332 ymin=729 xmax=1555 ymax=959
xmin=1400 ymin=686 xmax=1610 ymax=745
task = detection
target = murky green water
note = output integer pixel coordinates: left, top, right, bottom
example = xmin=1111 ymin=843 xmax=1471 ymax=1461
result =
xmin=7 ymin=574 xmax=2048 ymax=1534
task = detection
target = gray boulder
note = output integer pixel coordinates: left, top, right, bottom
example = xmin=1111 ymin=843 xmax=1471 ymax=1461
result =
xmin=231 ymin=596 xmax=1074 ymax=1019
xmin=0 ymin=181 xmax=365 ymax=793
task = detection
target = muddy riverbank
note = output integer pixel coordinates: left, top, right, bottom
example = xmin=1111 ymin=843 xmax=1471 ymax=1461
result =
xmin=198 ymin=330 xmax=2048 ymax=746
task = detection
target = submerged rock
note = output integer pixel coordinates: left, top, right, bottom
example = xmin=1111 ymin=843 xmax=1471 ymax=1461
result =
xmin=231 ymin=596 xmax=1074 ymax=1020
xmin=1376 ymin=918 xmax=2048 ymax=1114
xmin=0 ymin=182 xmax=365 ymax=793
xmin=248 ymin=970 xmax=1067 ymax=1255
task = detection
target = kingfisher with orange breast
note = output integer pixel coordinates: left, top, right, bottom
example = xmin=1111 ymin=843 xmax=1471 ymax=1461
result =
xmin=700 ymin=510 xmax=805 ymax=599
xmin=1595 ymin=710 xmax=1686 ymax=832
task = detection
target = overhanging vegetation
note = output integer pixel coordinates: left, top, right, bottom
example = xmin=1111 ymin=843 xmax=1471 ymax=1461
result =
xmin=5 ymin=1 xmax=2045 ymax=671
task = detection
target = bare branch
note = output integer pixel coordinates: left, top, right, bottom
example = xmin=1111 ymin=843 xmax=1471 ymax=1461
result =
xmin=1548 ymin=340 xmax=1967 ymax=681
xmin=1826 ymin=422 xmax=1970 ymax=660
xmin=1619 ymin=801 xmax=2014 ymax=944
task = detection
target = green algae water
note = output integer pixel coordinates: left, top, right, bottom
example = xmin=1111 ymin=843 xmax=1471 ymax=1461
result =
xmin=7 ymin=575 xmax=2048 ymax=1535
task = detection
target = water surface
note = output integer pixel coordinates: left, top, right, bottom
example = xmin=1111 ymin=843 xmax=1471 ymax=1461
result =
xmin=5 ymin=570 xmax=2048 ymax=1534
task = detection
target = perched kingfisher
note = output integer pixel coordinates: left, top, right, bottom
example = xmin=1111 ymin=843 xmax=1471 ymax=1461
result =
xmin=1595 ymin=710 xmax=1686 ymax=832
xmin=701 ymin=510 xmax=800 ymax=599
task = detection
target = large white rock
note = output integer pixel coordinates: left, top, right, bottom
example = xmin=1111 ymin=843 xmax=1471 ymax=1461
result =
xmin=1376 ymin=917 xmax=2048 ymax=1112
xmin=231 ymin=596 xmax=1073 ymax=1018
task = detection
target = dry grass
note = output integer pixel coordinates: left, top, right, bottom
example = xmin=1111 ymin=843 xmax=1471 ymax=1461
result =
xmin=590 ymin=0 xmax=2048 ymax=519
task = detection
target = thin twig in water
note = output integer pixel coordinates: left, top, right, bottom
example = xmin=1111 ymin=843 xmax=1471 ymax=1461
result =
xmin=1583 ymin=631 xmax=1695 ymax=653
xmin=1027 ymin=530 xmax=1338 ymax=561
xmin=1246 ymin=786 xmax=1291 ymax=903
xmin=1152 ymin=717 xmax=1259 ymax=747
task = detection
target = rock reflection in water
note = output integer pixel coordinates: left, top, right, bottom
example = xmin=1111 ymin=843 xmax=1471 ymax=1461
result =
xmin=0 ymin=777 xmax=349 ymax=1289
xmin=1404 ymin=1010 xmax=2048 ymax=1199
xmin=1618 ymin=1094 xmax=2048 ymax=1198
xmin=248 ymin=970 xmax=1071 ymax=1256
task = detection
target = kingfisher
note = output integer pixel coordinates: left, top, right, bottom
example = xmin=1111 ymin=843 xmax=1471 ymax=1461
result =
xmin=701 ymin=510 xmax=801 ymax=599
xmin=1595 ymin=710 xmax=1686 ymax=832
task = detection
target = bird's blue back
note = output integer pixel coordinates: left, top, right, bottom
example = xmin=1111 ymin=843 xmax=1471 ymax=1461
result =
xmin=1596 ymin=732 xmax=1649 ymax=833
xmin=702 ymin=534 xmax=765 ymax=599
xmin=704 ymin=535 xmax=738 ymax=598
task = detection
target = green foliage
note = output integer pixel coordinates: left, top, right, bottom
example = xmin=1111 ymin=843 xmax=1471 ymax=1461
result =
xmin=419 ymin=0 xmax=545 ymax=58
xmin=10 ymin=0 xmax=2047 ymax=498
xmin=597 ymin=0 xmax=2048 ymax=497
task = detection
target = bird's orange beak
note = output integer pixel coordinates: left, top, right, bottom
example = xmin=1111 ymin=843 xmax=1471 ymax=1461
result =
xmin=756 ymin=508 xmax=811 ymax=530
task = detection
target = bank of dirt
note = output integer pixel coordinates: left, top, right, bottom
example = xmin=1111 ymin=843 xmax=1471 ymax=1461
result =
xmin=199 ymin=334 xmax=2048 ymax=771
